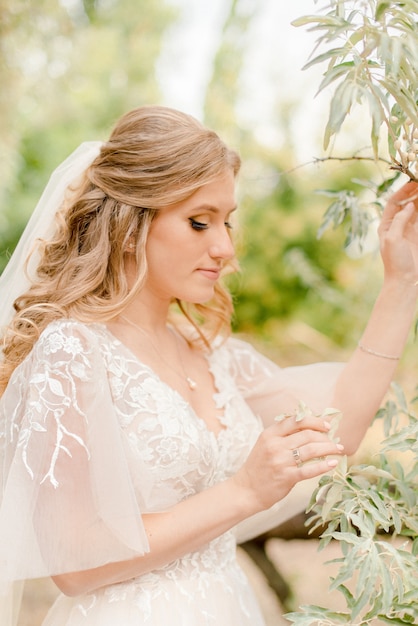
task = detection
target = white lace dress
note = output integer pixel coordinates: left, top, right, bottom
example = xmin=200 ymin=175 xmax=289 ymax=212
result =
xmin=0 ymin=320 xmax=342 ymax=626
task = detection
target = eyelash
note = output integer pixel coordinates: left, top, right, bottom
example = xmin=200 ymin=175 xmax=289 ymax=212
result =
xmin=189 ymin=218 xmax=233 ymax=231
xmin=189 ymin=218 xmax=208 ymax=231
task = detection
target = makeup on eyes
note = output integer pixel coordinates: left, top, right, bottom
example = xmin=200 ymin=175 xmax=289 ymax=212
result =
xmin=188 ymin=205 xmax=237 ymax=232
xmin=189 ymin=217 xmax=209 ymax=231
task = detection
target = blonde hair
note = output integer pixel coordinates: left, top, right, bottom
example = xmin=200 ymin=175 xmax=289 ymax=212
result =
xmin=0 ymin=105 xmax=241 ymax=393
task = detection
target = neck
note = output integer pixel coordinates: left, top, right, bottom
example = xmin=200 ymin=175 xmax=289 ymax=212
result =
xmin=120 ymin=298 xmax=170 ymax=335
xmin=118 ymin=314 xmax=198 ymax=391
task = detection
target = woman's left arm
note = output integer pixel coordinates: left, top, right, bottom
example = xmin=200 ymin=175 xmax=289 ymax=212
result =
xmin=333 ymin=181 xmax=418 ymax=454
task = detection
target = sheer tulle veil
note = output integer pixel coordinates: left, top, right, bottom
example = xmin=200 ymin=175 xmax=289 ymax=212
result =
xmin=0 ymin=142 xmax=102 ymax=626
xmin=0 ymin=141 xmax=103 ymax=343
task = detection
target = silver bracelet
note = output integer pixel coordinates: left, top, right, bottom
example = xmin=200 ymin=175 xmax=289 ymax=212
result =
xmin=358 ymin=342 xmax=400 ymax=361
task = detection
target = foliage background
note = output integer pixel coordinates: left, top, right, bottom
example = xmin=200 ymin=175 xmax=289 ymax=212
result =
xmin=1 ymin=0 xmax=397 ymax=368
xmin=2 ymin=1 xmax=417 ymax=624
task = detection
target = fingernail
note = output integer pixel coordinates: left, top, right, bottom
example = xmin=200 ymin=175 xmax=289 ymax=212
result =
xmin=336 ymin=444 xmax=344 ymax=451
xmin=323 ymin=421 xmax=331 ymax=430
xmin=327 ymin=459 xmax=338 ymax=467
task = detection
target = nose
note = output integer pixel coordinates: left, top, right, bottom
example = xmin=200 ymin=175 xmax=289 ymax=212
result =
xmin=208 ymin=226 xmax=235 ymax=261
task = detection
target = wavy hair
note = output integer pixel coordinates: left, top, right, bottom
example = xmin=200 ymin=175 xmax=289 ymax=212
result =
xmin=0 ymin=105 xmax=241 ymax=393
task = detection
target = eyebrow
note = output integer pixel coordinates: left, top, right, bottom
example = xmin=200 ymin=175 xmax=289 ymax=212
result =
xmin=191 ymin=204 xmax=237 ymax=214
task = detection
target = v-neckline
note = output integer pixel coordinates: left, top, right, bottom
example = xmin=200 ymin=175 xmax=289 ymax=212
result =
xmin=98 ymin=324 xmax=227 ymax=439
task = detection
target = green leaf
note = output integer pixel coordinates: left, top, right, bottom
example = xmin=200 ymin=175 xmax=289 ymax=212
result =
xmin=376 ymin=1 xmax=392 ymax=21
xmin=375 ymin=172 xmax=402 ymax=196
xmin=336 ymin=583 xmax=355 ymax=607
xmin=292 ymin=15 xmax=349 ymax=29
xmin=286 ymin=605 xmax=351 ymax=625
xmin=302 ymin=46 xmax=351 ymax=71
xmin=324 ymin=78 xmax=360 ymax=148
xmin=317 ymin=61 xmax=355 ymax=93
xmin=377 ymin=616 xmax=418 ymax=625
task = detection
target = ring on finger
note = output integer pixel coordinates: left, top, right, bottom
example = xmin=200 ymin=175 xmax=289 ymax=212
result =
xmin=292 ymin=447 xmax=303 ymax=468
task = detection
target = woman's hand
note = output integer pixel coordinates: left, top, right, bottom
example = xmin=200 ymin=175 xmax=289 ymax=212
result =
xmin=379 ymin=180 xmax=418 ymax=287
xmin=231 ymin=415 xmax=343 ymax=513
xmin=52 ymin=415 xmax=343 ymax=596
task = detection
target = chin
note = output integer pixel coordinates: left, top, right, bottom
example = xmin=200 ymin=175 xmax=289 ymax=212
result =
xmin=180 ymin=290 xmax=215 ymax=305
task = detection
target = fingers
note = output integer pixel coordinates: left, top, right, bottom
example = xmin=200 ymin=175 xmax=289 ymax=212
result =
xmin=378 ymin=198 xmax=418 ymax=283
xmin=288 ymin=438 xmax=344 ymax=469
xmin=273 ymin=413 xmax=333 ymax=436
xmin=386 ymin=180 xmax=418 ymax=211
xmin=380 ymin=200 xmax=416 ymax=241
xmin=236 ymin=418 xmax=344 ymax=512
xmin=269 ymin=415 xmax=344 ymax=472
xmin=380 ymin=181 xmax=418 ymax=228
xmin=294 ymin=456 xmax=340 ymax=481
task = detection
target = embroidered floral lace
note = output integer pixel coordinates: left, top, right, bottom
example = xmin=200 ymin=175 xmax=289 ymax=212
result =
xmin=0 ymin=320 xmax=342 ymax=625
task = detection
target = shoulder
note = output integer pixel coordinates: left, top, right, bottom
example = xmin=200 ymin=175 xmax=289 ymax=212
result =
xmin=211 ymin=335 xmax=280 ymax=378
xmin=2 ymin=322 xmax=115 ymax=420
xmin=212 ymin=335 xmax=268 ymax=360
xmin=27 ymin=319 xmax=110 ymax=382
xmin=36 ymin=318 xmax=103 ymax=355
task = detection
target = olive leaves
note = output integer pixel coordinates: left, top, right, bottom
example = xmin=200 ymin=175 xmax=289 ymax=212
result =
xmin=283 ymin=4 xmax=418 ymax=622
xmin=292 ymin=0 xmax=418 ymax=252
xmin=286 ymin=383 xmax=418 ymax=625
xmin=293 ymin=1 xmax=418 ymax=179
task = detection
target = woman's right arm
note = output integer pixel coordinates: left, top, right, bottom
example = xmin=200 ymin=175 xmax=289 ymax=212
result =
xmin=53 ymin=414 xmax=342 ymax=596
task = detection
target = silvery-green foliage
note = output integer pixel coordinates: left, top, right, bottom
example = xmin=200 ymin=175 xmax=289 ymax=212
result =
xmin=286 ymin=383 xmax=418 ymax=625
xmin=314 ymin=172 xmax=404 ymax=249
xmin=315 ymin=187 xmax=375 ymax=250
xmin=293 ymin=0 xmax=418 ymax=174
xmin=285 ymin=4 xmax=418 ymax=622
xmin=293 ymin=0 xmax=418 ymax=249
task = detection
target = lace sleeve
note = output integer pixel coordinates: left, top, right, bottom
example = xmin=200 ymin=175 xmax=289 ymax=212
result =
xmin=223 ymin=336 xmax=344 ymax=425
xmin=0 ymin=320 xmax=148 ymax=587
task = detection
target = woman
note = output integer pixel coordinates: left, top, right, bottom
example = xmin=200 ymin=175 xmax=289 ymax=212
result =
xmin=0 ymin=105 xmax=417 ymax=626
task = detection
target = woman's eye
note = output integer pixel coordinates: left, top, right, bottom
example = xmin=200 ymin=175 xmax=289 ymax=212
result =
xmin=189 ymin=218 xmax=208 ymax=231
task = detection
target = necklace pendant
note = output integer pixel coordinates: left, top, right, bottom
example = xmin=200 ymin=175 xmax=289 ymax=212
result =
xmin=186 ymin=377 xmax=197 ymax=391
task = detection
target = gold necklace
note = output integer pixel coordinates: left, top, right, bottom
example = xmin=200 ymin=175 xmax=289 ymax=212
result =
xmin=119 ymin=315 xmax=197 ymax=391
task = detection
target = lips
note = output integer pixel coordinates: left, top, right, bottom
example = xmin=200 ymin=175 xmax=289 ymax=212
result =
xmin=197 ymin=268 xmax=221 ymax=280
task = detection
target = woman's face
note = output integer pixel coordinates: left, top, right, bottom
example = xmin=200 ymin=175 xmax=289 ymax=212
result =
xmin=143 ymin=169 xmax=237 ymax=305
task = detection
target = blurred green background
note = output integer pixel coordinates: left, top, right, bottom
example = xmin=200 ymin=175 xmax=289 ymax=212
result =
xmin=0 ymin=0 xmax=394 ymax=369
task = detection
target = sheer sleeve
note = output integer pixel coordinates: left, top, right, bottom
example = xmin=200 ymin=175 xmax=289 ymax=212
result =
xmin=224 ymin=337 xmax=344 ymax=425
xmin=0 ymin=321 xmax=148 ymax=598
xmin=222 ymin=337 xmax=345 ymax=543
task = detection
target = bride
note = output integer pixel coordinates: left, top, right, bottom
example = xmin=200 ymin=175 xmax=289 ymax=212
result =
xmin=1 ymin=105 xmax=417 ymax=626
